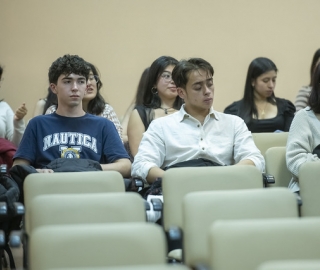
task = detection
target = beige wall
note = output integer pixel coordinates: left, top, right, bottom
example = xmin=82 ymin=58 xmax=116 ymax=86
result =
xmin=1 ymin=0 xmax=319 ymax=122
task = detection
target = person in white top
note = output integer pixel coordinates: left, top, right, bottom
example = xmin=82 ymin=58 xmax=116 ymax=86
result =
xmin=132 ymin=58 xmax=265 ymax=184
xmin=287 ymin=63 xmax=320 ymax=193
xmin=0 ymin=65 xmax=27 ymax=146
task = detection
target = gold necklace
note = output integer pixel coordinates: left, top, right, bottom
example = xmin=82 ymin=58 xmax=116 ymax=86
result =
xmin=259 ymin=102 xmax=268 ymax=117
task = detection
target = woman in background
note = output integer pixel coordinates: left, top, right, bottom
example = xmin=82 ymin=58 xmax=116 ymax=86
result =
xmin=33 ymin=87 xmax=57 ymax=117
xmin=0 ymin=65 xmax=27 ymax=146
xmin=46 ymin=62 xmax=123 ymax=141
xmin=224 ymin=57 xmax=295 ymax=132
xmin=127 ymin=56 xmax=183 ymax=157
xmin=286 ymin=63 xmax=320 ymax=193
xmin=121 ymin=67 xmax=149 ymax=143
xmin=294 ymin=48 xmax=320 ymax=112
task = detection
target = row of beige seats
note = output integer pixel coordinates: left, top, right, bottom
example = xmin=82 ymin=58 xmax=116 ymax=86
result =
xmin=159 ymin=165 xmax=267 ymax=261
xmin=252 ymin=132 xmax=290 ymax=187
xmin=13 ymin=171 xmax=191 ymax=270
xmin=252 ymin=132 xmax=320 ymax=216
xmin=31 ymin=217 xmax=320 ymax=270
xmin=14 ymin=135 xmax=314 ymax=269
xmin=210 ymin=217 xmax=320 ymax=270
xmin=19 ymin=166 xmax=264 ymax=262
xmin=26 ymin=183 xmax=320 ymax=270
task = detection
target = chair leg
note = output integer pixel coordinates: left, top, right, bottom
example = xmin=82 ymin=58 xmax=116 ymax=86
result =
xmin=4 ymin=245 xmax=16 ymax=269
xmin=0 ymin=249 xmax=4 ymax=270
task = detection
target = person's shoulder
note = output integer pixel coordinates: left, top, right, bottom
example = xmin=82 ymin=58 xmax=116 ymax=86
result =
xmin=299 ymin=85 xmax=312 ymax=93
xmin=45 ymin=104 xmax=57 ymax=114
xmin=275 ymin=97 xmax=291 ymax=104
xmin=36 ymin=99 xmax=46 ymax=105
xmin=294 ymin=106 xmax=312 ymax=120
xmin=134 ymin=105 xmax=148 ymax=114
xmin=103 ymin=103 xmax=115 ymax=112
xmin=217 ymin=110 xmax=243 ymax=121
xmin=28 ymin=113 xmax=55 ymax=126
xmin=33 ymin=113 xmax=57 ymax=120
xmin=134 ymin=105 xmax=145 ymax=110
xmin=85 ymin=113 xmax=113 ymax=124
xmin=224 ymin=100 xmax=242 ymax=115
xmin=275 ymin=97 xmax=295 ymax=112
xmin=146 ymin=111 xmax=178 ymax=131
xmin=0 ymin=101 xmax=11 ymax=109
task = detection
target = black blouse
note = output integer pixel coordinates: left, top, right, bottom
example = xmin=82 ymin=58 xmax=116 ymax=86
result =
xmin=224 ymin=98 xmax=296 ymax=133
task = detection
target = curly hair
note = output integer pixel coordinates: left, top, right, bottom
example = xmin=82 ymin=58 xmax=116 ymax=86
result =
xmin=48 ymin=54 xmax=90 ymax=84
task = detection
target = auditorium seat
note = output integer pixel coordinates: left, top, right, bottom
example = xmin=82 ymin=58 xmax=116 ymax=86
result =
xmin=182 ymin=188 xmax=299 ymax=268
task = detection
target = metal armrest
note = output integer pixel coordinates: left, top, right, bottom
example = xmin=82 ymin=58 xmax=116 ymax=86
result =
xmin=150 ymin=198 xmax=163 ymax=211
xmin=13 ymin=202 xmax=25 ymax=216
xmin=0 ymin=230 xmax=5 ymax=247
xmin=297 ymin=197 xmax=302 ymax=207
xmin=9 ymin=230 xmax=23 ymax=248
xmin=167 ymin=226 xmax=183 ymax=261
xmin=0 ymin=202 xmax=7 ymax=215
xmin=263 ymin=173 xmax=275 ymax=187
xmin=134 ymin=178 xmax=144 ymax=188
xmin=168 ymin=226 xmax=182 ymax=242
xmin=144 ymin=200 xmax=151 ymax=211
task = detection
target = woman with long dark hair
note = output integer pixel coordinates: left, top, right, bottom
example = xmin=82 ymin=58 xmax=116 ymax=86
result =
xmin=294 ymin=48 xmax=320 ymax=112
xmin=45 ymin=62 xmax=123 ymax=141
xmin=286 ymin=63 xmax=320 ymax=193
xmin=127 ymin=56 xmax=183 ymax=157
xmin=224 ymin=57 xmax=295 ymax=132
xmin=121 ymin=67 xmax=150 ymax=144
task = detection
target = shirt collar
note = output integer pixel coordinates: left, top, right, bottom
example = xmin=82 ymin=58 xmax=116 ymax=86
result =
xmin=178 ymin=105 xmax=219 ymax=122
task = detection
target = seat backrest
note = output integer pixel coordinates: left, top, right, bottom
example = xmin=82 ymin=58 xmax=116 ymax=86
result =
xmin=162 ymin=165 xmax=263 ymax=231
xmin=183 ymin=188 xmax=298 ymax=267
xmin=252 ymin=132 xmax=288 ymax=158
xmin=257 ymin=260 xmax=320 ymax=270
xmin=209 ymin=218 xmax=320 ymax=270
xmin=47 ymin=265 xmax=190 ymax=270
xmin=299 ymin=162 xmax=320 ymax=217
xmin=265 ymin=147 xmax=292 ymax=187
xmin=29 ymin=193 xmax=146 ymax=234
xmin=24 ymin=171 xmax=125 ymax=232
xmin=30 ymin=223 xmax=167 ymax=270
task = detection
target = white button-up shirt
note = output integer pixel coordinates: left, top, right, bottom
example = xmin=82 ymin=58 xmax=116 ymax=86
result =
xmin=132 ymin=105 xmax=265 ymax=180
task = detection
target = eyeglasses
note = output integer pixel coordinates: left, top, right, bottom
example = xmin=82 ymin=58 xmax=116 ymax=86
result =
xmin=88 ymin=75 xmax=100 ymax=84
xmin=160 ymin=72 xmax=173 ymax=83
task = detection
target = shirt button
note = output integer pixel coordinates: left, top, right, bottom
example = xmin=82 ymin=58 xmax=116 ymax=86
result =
xmin=201 ymin=138 xmax=203 ymax=141
xmin=197 ymin=124 xmax=200 ymax=127
xmin=202 ymin=147 xmax=205 ymax=150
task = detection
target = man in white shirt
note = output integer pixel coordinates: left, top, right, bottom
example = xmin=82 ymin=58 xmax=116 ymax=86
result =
xmin=132 ymin=58 xmax=264 ymax=184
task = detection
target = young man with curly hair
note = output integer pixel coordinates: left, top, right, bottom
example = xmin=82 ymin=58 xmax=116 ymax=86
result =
xmin=13 ymin=54 xmax=131 ymax=177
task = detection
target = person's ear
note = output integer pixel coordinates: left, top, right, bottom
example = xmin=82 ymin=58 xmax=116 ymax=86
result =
xmin=50 ymin=83 xmax=57 ymax=94
xmin=251 ymin=79 xmax=255 ymax=88
xmin=177 ymin=87 xmax=186 ymax=99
